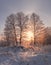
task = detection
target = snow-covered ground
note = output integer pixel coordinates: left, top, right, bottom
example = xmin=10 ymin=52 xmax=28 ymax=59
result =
xmin=0 ymin=45 xmax=51 ymax=65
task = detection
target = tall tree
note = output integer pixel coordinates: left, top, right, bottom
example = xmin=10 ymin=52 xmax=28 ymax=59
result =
xmin=4 ymin=14 xmax=18 ymax=46
xmin=16 ymin=12 xmax=28 ymax=45
xmin=30 ymin=13 xmax=45 ymax=45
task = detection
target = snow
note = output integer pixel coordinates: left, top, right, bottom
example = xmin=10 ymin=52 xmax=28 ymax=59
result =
xmin=0 ymin=45 xmax=51 ymax=65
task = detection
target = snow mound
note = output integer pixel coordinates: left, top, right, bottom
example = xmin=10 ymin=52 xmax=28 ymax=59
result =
xmin=0 ymin=45 xmax=51 ymax=65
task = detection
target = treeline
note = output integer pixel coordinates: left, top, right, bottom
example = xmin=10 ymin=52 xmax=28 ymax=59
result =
xmin=0 ymin=12 xmax=51 ymax=47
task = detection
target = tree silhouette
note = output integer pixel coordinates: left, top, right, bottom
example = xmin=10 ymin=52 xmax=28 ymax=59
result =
xmin=4 ymin=14 xmax=18 ymax=46
xmin=30 ymin=13 xmax=45 ymax=46
xmin=16 ymin=12 xmax=28 ymax=45
xmin=4 ymin=12 xmax=46 ymax=47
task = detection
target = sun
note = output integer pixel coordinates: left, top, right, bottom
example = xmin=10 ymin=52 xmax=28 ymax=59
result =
xmin=26 ymin=31 xmax=34 ymax=41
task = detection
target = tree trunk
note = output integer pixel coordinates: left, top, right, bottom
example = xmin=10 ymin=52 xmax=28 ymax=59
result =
xmin=13 ymin=24 xmax=18 ymax=46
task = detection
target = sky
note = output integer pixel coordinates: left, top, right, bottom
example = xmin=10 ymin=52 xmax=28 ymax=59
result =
xmin=0 ymin=0 xmax=51 ymax=34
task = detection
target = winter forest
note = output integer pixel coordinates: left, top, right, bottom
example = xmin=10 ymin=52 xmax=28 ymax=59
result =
xmin=0 ymin=11 xmax=51 ymax=65
xmin=0 ymin=0 xmax=51 ymax=65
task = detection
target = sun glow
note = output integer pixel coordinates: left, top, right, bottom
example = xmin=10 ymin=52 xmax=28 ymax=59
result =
xmin=22 ymin=31 xmax=34 ymax=48
xmin=0 ymin=35 xmax=5 ymax=41
xmin=26 ymin=31 xmax=34 ymax=41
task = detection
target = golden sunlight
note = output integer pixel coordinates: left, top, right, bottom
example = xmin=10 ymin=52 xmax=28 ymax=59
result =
xmin=26 ymin=31 xmax=34 ymax=41
xmin=22 ymin=31 xmax=34 ymax=48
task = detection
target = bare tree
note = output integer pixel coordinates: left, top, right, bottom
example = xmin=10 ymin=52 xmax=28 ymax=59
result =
xmin=16 ymin=12 xmax=28 ymax=45
xmin=4 ymin=14 xmax=18 ymax=46
xmin=30 ymin=13 xmax=45 ymax=46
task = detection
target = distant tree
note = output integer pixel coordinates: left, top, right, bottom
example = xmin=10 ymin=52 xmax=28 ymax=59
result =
xmin=45 ymin=35 xmax=51 ymax=45
xmin=16 ymin=12 xmax=28 ymax=45
xmin=4 ymin=14 xmax=18 ymax=46
xmin=44 ymin=27 xmax=51 ymax=45
xmin=30 ymin=13 xmax=46 ymax=45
